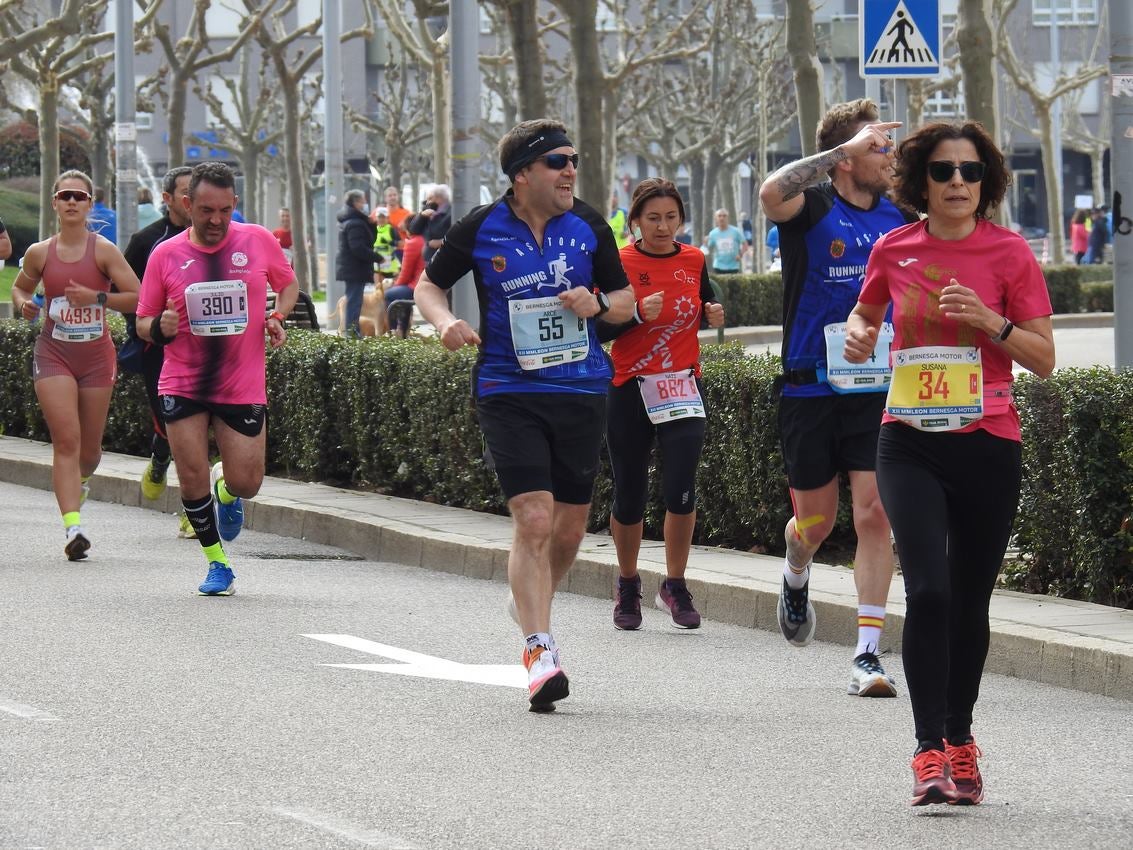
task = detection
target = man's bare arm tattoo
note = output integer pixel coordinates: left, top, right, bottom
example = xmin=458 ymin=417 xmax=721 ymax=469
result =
xmin=773 ymin=148 xmax=850 ymax=202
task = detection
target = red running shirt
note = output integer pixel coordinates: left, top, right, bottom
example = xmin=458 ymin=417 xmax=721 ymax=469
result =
xmin=609 ymin=241 xmax=714 ymax=387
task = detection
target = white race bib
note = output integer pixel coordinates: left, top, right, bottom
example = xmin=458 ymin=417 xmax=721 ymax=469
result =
xmin=638 ymin=371 xmax=705 ymax=425
xmin=184 ymin=280 xmax=249 ymax=337
xmin=48 ymin=296 xmax=104 ymax=342
xmin=886 ymin=346 xmax=983 ymax=432
xmin=508 ymin=294 xmax=589 ymax=370
xmin=819 ymin=322 xmax=894 ymax=393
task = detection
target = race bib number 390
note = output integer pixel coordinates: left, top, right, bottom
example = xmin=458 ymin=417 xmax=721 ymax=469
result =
xmin=184 ymin=280 xmax=249 ymax=336
xmin=886 ymin=345 xmax=983 ymax=432
xmin=508 ymin=294 xmax=589 ymax=370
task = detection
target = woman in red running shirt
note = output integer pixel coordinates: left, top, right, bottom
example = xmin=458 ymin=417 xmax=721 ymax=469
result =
xmin=844 ymin=122 xmax=1054 ymax=807
xmin=10 ymin=170 xmax=140 ymax=561
xmin=598 ymin=178 xmax=724 ymax=630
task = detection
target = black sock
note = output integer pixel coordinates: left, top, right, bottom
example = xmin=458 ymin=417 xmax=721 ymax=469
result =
xmin=916 ymin=739 xmax=945 ymax=754
xmin=183 ymin=494 xmax=220 ymax=548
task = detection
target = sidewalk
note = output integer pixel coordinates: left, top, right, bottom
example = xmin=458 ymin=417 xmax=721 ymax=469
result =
xmin=2 ymin=435 xmax=1130 ymax=701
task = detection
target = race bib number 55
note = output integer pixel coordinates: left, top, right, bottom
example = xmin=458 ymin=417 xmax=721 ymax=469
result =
xmin=886 ymin=345 xmax=983 ymax=432
xmin=508 ymin=294 xmax=589 ymax=370
xmin=184 ymin=280 xmax=249 ymax=336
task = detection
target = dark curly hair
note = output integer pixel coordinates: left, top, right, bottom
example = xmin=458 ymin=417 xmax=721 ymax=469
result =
xmin=628 ymin=177 xmax=686 ymax=225
xmin=188 ymin=161 xmax=237 ymax=198
xmin=894 ymin=122 xmax=1009 ymax=219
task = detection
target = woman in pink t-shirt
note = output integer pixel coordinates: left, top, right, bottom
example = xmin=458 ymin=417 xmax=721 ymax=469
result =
xmin=10 ymin=169 xmax=140 ymax=561
xmin=844 ymin=123 xmax=1055 ymax=807
xmin=1069 ymin=209 xmax=1088 ymax=264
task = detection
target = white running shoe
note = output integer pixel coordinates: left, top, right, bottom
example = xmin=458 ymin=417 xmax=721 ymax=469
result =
xmin=848 ymin=652 xmax=898 ymax=697
xmin=65 ymin=525 xmax=90 ymax=561
xmin=523 ymin=645 xmax=568 ymax=712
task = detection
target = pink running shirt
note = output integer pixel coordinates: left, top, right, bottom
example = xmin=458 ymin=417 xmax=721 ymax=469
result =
xmin=137 ymin=221 xmax=295 ymax=404
xmin=859 ymin=218 xmax=1052 ymax=441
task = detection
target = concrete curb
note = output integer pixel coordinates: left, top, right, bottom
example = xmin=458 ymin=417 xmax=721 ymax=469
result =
xmin=1 ymin=436 xmax=1130 ymax=702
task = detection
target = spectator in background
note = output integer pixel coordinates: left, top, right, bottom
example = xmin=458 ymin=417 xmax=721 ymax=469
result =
xmin=136 ymin=187 xmax=161 ymax=229
xmin=1069 ymin=210 xmax=1088 ymax=265
xmin=89 ymin=187 xmax=117 ymax=245
xmin=272 ymin=207 xmax=293 ymax=256
xmin=702 ymin=208 xmax=746 ymax=274
xmin=335 ymin=189 xmax=384 ymax=337
xmin=608 ymin=191 xmax=630 ymax=249
xmin=740 ymin=210 xmax=754 ymax=246
xmin=0 ymin=217 xmax=12 ymax=262
xmin=674 ymin=223 xmax=693 ymax=245
xmin=383 ymin=212 xmax=428 ymax=338
xmin=372 ymin=206 xmax=401 ymax=282
xmin=1088 ymin=207 xmax=1109 ymax=264
xmin=422 ymin=184 xmax=452 ymax=263
xmin=383 ymin=186 xmax=410 ymax=233
xmin=766 ymin=224 xmax=780 ymax=265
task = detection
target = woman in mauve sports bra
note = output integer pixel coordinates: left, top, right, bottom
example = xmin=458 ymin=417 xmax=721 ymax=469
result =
xmin=10 ymin=169 xmax=140 ymax=562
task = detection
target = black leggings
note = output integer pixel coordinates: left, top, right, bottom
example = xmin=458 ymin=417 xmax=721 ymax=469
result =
xmin=876 ymin=422 xmax=1021 ymax=745
xmin=606 ymin=378 xmax=706 ymax=525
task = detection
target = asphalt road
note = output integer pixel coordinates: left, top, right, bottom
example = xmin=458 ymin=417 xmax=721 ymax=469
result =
xmin=2 ymin=482 xmax=1130 ymax=849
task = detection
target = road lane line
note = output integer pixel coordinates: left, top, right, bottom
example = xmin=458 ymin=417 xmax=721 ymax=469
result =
xmin=302 ymin=633 xmax=461 ymax=665
xmin=0 ymin=698 xmax=57 ymax=720
xmin=272 ymin=807 xmax=419 ymax=848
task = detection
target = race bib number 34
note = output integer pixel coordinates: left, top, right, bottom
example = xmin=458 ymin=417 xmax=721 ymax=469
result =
xmin=509 ymin=294 xmax=589 ymax=370
xmin=184 ymin=280 xmax=249 ymax=336
xmin=886 ymin=345 xmax=983 ymax=432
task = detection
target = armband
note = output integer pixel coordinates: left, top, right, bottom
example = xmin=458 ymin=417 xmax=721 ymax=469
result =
xmin=150 ymin=319 xmax=172 ymax=346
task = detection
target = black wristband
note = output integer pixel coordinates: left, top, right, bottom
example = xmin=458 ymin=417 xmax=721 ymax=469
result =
xmin=150 ymin=318 xmax=172 ymax=346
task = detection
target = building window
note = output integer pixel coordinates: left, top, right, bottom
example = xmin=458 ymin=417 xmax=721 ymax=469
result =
xmin=1033 ymin=0 xmax=1098 ymax=26
xmin=922 ymin=81 xmax=963 ymax=119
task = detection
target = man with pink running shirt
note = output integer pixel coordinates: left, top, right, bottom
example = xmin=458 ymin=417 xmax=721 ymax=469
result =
xmin=137 ymin=161 xmax=298 ymax=596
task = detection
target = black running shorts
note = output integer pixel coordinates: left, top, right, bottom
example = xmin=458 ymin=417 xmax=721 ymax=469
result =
xmin=778 ymin=392 xmax=885 ymax=490
xmin=475 ymin=391 xmax=607 ymax=504
xmin=159 ymin=395 xmax=267 ymax=438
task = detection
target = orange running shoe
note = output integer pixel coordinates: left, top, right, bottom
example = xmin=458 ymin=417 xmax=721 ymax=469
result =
xmin=523 ymin=645 xmax=568 ymax=712
xmin=910 ymin=747 xmax=957 ymax=806
xmin=946 ymin=738 xmax=985 ymax=805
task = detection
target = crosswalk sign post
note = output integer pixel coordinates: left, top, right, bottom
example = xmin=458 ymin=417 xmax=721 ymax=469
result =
xmin=860 ymin=0 xmax=942 ymax=79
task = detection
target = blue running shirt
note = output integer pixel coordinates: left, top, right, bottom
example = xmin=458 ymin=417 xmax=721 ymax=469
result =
xmin=778 ymin=183 xmax=911 ymax=398
xmin=425 ymin=192 xmax=630 ymax=397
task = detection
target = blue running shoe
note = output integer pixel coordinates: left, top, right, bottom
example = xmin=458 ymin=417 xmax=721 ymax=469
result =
xmin=198 ymin=562 xmax=236 ymax=596
xmin=210 ymin=461 xmax=243 ymax=542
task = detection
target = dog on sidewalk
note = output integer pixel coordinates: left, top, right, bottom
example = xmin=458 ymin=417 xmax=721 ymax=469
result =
xmin=324 ymin=288 xmax=385 ymax=337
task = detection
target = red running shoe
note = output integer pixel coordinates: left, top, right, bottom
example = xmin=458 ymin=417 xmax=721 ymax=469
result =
xmin=910 ymin=748 xmax=958 ymax=806
xmin=946 ymin=738 xmax=985 ymax=805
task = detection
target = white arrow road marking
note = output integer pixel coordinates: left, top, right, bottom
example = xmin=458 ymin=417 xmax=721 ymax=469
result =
xmin=0 ymin=697 xmax=57 ymax=720
xmin=301 ymin=634 xmax=526 ymax=689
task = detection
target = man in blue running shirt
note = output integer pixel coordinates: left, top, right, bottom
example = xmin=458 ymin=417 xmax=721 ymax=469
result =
xmin=415 ymin=119 xmax=634 ymax=712
xmin=702 ymin=209 xmax=746 ymax=274
xmin=760 ymin=99 xmax=912 ymax=698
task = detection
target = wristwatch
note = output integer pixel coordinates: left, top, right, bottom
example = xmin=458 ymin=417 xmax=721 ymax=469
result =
xmin=595 ymin=291 xmax=611 ymax=316
xmin=96 ymin=291 xmax=107 ymax=306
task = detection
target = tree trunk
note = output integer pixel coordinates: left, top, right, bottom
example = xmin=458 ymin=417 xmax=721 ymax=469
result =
xmin=90 ymin=120 xmax=111 ymax=199
xmin=956 ymin=0 xmax=998 ymax=141
xmin=243 ymin=143 xmax=260 ymax=224
xmin=565 ymin=2 xmax=606 ymax=207
xmin=39 ymin=78 xmax=60 ymax=240
xmin=278 ymin=80 xmax=311 ymax=291
xmin=504 ymin=0 xmax=546 ymax=119
xmin=431 ymin=51 xmax=450 ymax=184
xmin=1036 ymin=107 xmax=1065 ymax=263
xmin=786 ymin=0 xmax=823 ymax=157
xmin=688 ymin=156 xmax=705 ymax=242
xmin=167 ymin=72 xmax=188 ymax=168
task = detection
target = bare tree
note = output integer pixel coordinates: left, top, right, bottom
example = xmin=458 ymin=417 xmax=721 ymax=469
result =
xmin=142 ymin=0 xmax=274 ymax=167
xmin=344 ymin=62 xmax=432 ymax=195
xmin=190 ymin=47 xmax=284 ymax=223
xmin=482 ymin=0 xmax=548 ymax=119
xmin=3 ymin=1 xmax=113 ymax=237
xmin=249 ymin=0 xmax=372 ymax=291
xmin=785 ymin=0 xmax=823 ymax=157
xmin=995 ymin=0 xmax=1107 ymax=262
xmin=0 ymin=0 xmax=86 ymax=64
xmin=955 ymin=0 xmax=998 ymax=139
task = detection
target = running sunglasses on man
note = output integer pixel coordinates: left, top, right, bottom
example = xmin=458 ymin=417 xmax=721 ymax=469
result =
xmin=535 ymin=153 xmax=580 ymax=170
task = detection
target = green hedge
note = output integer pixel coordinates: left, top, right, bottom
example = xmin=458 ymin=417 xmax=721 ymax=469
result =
xmin=2 ymin=321 xmax=1130 ymax=606
xmin=0 ymin=184 xmax=41 ymax=261
xmin=710 ymin=265 xmax=1113 ymax=325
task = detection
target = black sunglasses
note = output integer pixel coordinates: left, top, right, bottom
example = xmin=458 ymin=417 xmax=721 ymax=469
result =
xmin=927 ymin=161 xmax=986 ymax=184
xmin=535 ymin=153 xmax=580 ymax=170
xmin=54 ymin=189 xmax=92 ymax=202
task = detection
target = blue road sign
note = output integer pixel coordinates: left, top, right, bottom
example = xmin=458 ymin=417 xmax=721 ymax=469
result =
xmin=860 ymin=0 xmax=941 ymax=79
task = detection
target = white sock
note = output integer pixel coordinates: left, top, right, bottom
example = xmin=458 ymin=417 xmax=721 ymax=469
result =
xmin=783 ymin=558 xmax=810 ymax=590
xmin=855 ymin=605 xmax=886 ymax=656
xmin=524 ymin=632 xmax=554 ymax=654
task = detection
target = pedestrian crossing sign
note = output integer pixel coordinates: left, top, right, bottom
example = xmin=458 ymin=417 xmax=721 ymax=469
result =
xmin=860 ymin=0 xmax=942 ymax=79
